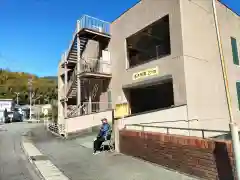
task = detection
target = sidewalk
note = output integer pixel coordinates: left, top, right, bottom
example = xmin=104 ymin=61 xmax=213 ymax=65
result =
xmin=28 ymin=125 xmax=199 ymax=180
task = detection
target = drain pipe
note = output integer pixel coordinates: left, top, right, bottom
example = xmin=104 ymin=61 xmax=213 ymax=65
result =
xmin=212 ymin=0 xmax=240 ymax=178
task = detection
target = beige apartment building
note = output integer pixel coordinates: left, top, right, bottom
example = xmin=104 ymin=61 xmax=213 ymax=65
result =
xmin=58 ymin=0 xmax=240 ymax=137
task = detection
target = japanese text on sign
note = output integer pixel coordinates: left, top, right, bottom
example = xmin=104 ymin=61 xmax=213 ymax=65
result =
xmin=132 ymin=67 xmax=159 ymax=80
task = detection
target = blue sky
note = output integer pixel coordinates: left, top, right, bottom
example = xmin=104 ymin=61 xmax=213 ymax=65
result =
xmin=0 ymin=0 xmax=239 ymax=77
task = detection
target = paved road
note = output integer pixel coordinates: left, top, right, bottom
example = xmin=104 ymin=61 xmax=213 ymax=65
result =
xmin=29 ymin=125 xmax=199 ymax=180
xmin=0 ymin=122 xmax=41 ymax=180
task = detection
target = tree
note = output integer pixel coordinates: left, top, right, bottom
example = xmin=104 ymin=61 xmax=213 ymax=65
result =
xmin=0 ymin=69 xmax=58 ymax=104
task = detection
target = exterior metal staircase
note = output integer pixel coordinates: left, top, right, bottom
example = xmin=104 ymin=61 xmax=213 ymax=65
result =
xmin=79 ymin=37 xmax=88 ymax=57
xmin=63 ymin=15 xmax=111 ymax=118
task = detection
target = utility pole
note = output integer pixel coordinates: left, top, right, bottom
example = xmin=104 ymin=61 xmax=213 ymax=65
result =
xmin=212 ymin=0 xmax=240 ymax=178
xmin=33 ymin=95 xmax=42 ymax=120
xmin=14 ymin=92 xmax=20 ymax=105
xmin=28 ymin=77 xmax=33 ymax=120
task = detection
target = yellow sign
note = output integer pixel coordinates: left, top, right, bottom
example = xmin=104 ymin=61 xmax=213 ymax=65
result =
xmin=132 ymin=67 xmax=159 ymax=80
xmin=114 ymin=103 xmax=129 ymax=118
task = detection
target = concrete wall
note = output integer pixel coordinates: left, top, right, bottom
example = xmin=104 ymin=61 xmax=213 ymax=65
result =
xmin=66 ymin=110 xmax=112 ymax=133
xmin=58 ymin=64 xmax=64 ymax=124
xmin=82 ymin=39 xmax=100 ymax=67
xmin=121 ymin=105 xmax=190 ymax=136
xmin=109 ymin=0 xmax=186 ymax=107
xmin=180 ymin=0 xmax=240 ymax=130
xmin=216 ymin=2 xmax=240 ymax=123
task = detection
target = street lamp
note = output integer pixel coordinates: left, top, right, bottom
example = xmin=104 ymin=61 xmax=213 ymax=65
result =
xmin=212 ymin=0 xmax=240 ymax=178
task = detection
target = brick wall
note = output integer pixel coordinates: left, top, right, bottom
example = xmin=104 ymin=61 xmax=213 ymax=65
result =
xmin=119 ymin=130 xmax=236 ymax=180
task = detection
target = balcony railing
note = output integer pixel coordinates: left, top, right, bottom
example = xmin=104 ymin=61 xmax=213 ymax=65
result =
xmin=67 ymin=102 xmax=112 ymax=118
xmin=66 ymin=57 xmax=111 ymax=97
xmin=81 ymin=57 xmax=111 ymax=75
xmin=77 ymin=15 xmax=110 ymax=35
xmin=82 ymin=102 xmax=112 ymax=114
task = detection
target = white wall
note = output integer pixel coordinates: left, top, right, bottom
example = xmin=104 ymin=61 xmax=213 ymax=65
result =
xmin=0 ymin=100 xmax=12 ymax=123
xmin=119 ymin=106 xmax=193 ymax=136
xmin=66 ymin=110 xmax=112 ymax=133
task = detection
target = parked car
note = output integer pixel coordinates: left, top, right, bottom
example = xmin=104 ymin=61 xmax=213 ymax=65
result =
xmin=4 ymin=116 xmax=11 ymax=123
xmin=8 ymin=112 xmax=13 ymax=122
xmin=12 ymin=109 xmax=22 ymax=122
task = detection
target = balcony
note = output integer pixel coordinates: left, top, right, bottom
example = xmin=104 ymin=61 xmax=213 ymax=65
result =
xmin=65 ymin=58 xmax=111 ymax=97
xmin=80 ymin=57 xmax=111 ymax=78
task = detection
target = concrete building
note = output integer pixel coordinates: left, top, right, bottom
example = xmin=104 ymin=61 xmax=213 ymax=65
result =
xmin=58 ymin=0 xmax=240 ymax=137
xmin=0 ymin=99 xmax=13 ymax=123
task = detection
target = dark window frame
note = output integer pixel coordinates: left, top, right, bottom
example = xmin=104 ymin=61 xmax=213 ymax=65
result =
xmin=125 ymin=14 xmax=171 ymax=69
xmin=236 ymin=81 xmax=240 ymax=110
xmin=231 ymin=37 xmax=239 ymax=65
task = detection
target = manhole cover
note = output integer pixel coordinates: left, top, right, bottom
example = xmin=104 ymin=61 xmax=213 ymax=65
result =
xmin=30 ymin=155 xmax=48 ymax=161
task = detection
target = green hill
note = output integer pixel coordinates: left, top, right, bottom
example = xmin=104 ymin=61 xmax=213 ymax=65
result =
xmin=0 ymin=69 xmax=57 ymax=105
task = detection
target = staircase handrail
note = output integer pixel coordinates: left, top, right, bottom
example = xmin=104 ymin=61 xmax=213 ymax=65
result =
xmin=67 ymin=103 xmax=85 ymax=118
xmin=67 ymin=65 xmax=77 ymax=93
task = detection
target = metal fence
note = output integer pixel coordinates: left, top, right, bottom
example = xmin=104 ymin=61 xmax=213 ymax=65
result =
xmin=67 ymin=102 xmax=112 ymax=118
xmin=124 ymin=123 xmax=230 ymax=139
xmin=77 ymin=15 xmax=110 ymax=35
xmin=81 ymin=57 xmax=111 ymax=75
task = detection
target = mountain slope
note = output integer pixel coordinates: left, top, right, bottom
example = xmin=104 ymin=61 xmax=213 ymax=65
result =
xmin=0 ymin=69 xmax=57 ymax=105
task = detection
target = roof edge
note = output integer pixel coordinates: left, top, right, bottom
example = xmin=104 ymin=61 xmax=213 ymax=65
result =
xmin=111 ymin=0 xmax=239 ymax=26
xmin=218 ymin=0 xmax=240 ymax=17
xmin=111 ymin=0 xmax=141 ymax=24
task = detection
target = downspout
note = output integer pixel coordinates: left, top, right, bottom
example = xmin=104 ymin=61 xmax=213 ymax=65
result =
xmin=64 ymin=52 xmax=68 ymax=137
xmin=77 ymin=32 xmax=82 ymax=116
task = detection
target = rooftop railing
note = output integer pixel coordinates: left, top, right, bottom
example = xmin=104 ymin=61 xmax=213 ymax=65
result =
xmin=77 ymin=15 xmax=110 ymax=35
xmin=61 ymin=15 xmax=110 ymax=64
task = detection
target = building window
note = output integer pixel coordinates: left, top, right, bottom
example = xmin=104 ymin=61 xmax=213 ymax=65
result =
xmin=236 ymin=82 xmax=240 ymax=110
xmin=231 ymin=37 xmax=239 ymax=65
xmin=126 ymin=15 xmax=171 ymax=68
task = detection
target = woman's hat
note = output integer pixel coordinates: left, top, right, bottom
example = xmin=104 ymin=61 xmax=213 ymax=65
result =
xmin=101 ymin=118 xmax=107 ymax=122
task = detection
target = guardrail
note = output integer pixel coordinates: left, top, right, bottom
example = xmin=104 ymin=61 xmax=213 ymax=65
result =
xmin=78 ymin=15 xmax=110 ymax=35
xmin=67 ymin=104 xmax=84 ymax=118
xmin=124 ymin=124 xmax=230 ymax=139
xmin=82 ymin=102 xmax=112 ymax=114
xmin=67 ymin=102 xmax=112 ymax=118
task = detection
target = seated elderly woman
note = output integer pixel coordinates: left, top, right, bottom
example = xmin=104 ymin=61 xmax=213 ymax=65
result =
xmin=93 ymin=118 xmax=110 ymax=154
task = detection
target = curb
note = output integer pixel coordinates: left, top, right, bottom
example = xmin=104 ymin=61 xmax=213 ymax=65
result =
xmin=20 ymin=137 xmax=45 ymax=180
xmin=21 ymin=136 xmax=70 ymax=180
